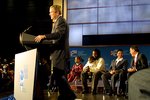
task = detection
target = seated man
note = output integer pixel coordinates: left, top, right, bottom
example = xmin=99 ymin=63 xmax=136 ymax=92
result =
xmin=127 ymin=45 xmax=148 ymax=77
xmin=101 ymin=49 xmax=128 ymax=96
xmin=81 ymin=49 xmax=106 ymax=95
xmin=126 ymin=45 xmax=148 ymax=97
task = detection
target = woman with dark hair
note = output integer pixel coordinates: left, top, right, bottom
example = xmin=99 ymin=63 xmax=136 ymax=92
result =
xmin=81 ymin=49 xmax=106 ymax=94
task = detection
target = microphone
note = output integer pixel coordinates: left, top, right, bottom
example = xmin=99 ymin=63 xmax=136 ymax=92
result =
xmin=23 ymin=26 xmax=32 ymax=33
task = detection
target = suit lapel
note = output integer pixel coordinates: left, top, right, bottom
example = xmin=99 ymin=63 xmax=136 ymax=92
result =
xmin=116 ymin=59 xmax=123 ymax=67
xmin=52 ymin=22 xmax=56 ymax=33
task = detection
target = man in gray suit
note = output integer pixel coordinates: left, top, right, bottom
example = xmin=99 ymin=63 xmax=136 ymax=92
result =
xmin=35 ymin=5 xmax=76 ymax=100
xmin=101 ymin=49 xmax=128 ymax=96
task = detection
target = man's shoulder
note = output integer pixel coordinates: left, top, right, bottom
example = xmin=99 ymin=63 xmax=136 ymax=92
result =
xmin=123 ymin=58 xmax=128 ymax=62
xmin=97 ymin=57 xmax=105 ymax=61
xmin=138 ymin=53 xmax=147 ymax=59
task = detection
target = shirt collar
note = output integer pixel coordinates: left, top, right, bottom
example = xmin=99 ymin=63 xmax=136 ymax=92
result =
xmin=116 ymin=58 xmax=123 ymax=62
xmin=53 ymin=15 xmax=61 ymax=22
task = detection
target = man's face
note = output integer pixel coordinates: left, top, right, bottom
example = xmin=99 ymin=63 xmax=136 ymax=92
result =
xmin=74 ymin=57 xmax=80 ymax=63
xmin=117 ymin=51 xmax=123 ymax=58
xmin=49 ymin=8 xmax=58 ymax=20
xmin=130 ymin=48 xmax=135 ymax=57
xmin=92 ymin=51 xmax=97 ymax=58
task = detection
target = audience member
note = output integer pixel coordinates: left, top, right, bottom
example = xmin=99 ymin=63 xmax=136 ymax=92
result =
xmin=81 ymin=49 xmax=106 ymax=95
xmin=0 ymin=58 xmax=14 ymax=92
xmin=101 ymin=49 xmax=128 ymax=96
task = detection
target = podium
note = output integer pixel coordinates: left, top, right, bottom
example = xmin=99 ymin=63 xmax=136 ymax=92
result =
xmin=14 ymin=31 xmax=54 ymax=100
xmin=19 ymin=32 xmax=54 ymax=50
xmin=14 ymin=49 xmax=39 ymax=100
xmin=19 ymin=32 xmax=54 ymax=60
xmin=19 ymin=32 xmax=53 ymax=45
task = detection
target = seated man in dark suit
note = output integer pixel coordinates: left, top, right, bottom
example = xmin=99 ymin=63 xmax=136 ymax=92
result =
xmin=126 ymin=45 xmax=148 ymax=97
xmin=127 ymin=45 xmax=148 ymax=77
xmin=101 ymin=49 xmax=128 ymax=96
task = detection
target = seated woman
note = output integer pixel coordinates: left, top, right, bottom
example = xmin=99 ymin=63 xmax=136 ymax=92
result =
xmin=67 ymin=56 xmax=84 ymax=82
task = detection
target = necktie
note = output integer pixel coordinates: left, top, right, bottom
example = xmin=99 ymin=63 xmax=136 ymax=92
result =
xmin=134 ymin=57 xmax=137 ymax=66
xmin=52 ymin=22 xmax=56 ymax=33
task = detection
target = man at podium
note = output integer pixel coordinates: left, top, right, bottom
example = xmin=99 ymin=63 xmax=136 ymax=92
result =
xmin=34 ymin=5 xmax=76 ymax=100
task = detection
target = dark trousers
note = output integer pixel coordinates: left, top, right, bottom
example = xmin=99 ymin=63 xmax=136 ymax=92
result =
xmin=53 ymin=67 xmax=76 ymax=99
xmin=125 ymin=72 xmax=135 ymax=95
xmin=101 ymin=71 xmax=126 ymax=94
xmin=92 ymin=71 xmax=103 ymax=91
xmin=81 ymin=71 xmax=89 ymax=92
xmin=117 ymin=71 xmax=127 ymax=94
xmin=101 ymin=72 xmax=112 ymax=93
xmin=81 ymin=71 xmax=102 ymax=92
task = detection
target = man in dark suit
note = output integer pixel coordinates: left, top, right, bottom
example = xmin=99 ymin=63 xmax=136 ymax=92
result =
xmin=127 ymin=45 xmax=148 ymax=76
xmin=34 ymin=5 xmax=76 ymax=100
xmin=126 ymin=45 xmax=148 ymax=97
xmin=128 ymin=67 xmax=150 ymax=100
xmin=101 ymin=49 xmax=128 ymax=96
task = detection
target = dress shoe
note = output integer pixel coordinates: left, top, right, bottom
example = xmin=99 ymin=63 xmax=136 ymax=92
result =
xmin=105 ymin=89 xmax=112 ymax=96
xmin=124 ymin=94 xmax=128 ymax=99
xmin=105 ymin=91 xmax=113 ymax=96
xmin=116 ymin=92 xmax=126 ymax=97
xmin=106 ymin=92 xmax=112 ymax=96
xmin=116 ymin=93 xmax=121 ymax=97
xmin=58 ymin=93 xmax=77 ymax=100
xmin=92 ymin=90 xmax=97 ymax=95
xmin=82 ymin=90 xmax=89 ymax=94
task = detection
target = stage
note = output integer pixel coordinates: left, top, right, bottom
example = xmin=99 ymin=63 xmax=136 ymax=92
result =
xmin=0 ymin=90 xmax=128 ymax=100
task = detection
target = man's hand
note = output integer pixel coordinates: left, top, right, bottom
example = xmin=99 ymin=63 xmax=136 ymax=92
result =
xmin=128 ymin=67 xmax=137 ymax=72
xmin=34 ymin=35 xmax=46 ymax=43
xmin=110 ymin=70 xmax=115 ymax=74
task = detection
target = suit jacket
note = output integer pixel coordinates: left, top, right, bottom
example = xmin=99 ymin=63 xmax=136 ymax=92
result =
xmin=130 ymin=53 xmax=148 ymax=71
xmin=45 ymin=16 xmax=69 ymax=70
xmin=109 ymin=58 xmax=128 ymax=73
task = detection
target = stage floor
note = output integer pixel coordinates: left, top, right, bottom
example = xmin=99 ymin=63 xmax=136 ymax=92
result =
xmin=0 ymin=90 xmax=127 ymax=100
xmin=48 ymin=91 xmax=127 ymax=100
